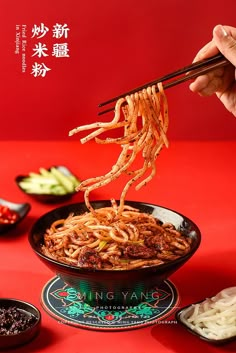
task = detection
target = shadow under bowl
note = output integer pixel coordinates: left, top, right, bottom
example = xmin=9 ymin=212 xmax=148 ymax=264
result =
xmin=175 ymin=301 xmax=236 ymax=345
xmin=0 ymin=298 xmax=41 ymax=350
xmin=0 ymin=198 xmax=31 ymax=234
xmin=29 ymin=200 xmax=201 ymax=306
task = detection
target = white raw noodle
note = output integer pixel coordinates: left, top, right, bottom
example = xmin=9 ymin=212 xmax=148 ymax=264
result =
xmin=180 ymin=287 xmax=236 ymax=340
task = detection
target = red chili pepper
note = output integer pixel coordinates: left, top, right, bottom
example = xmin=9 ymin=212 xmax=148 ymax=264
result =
xmin=0 ymin=205 xmax=20 ymax=224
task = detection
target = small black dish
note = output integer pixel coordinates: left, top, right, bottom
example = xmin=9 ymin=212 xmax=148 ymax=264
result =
xmin=175 ymin=301 xmax=236 ymax=345
xmin=0 ymin=298 xmax=41 ymax=350
xmin=0 ymin=198 xmax=31 ymax=234
xmin=15 ymin=165 xmax=80 ymax=203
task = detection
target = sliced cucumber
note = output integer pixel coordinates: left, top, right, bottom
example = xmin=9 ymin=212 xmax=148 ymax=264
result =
xmin=50 ymin=167 xmax=75 ymax=193
xmin=19 ymin=167 xmax=80 ymax=195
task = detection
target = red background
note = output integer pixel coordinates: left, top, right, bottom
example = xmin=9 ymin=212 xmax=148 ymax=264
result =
xmin=1 ymin=0 xmax=236 ymax=141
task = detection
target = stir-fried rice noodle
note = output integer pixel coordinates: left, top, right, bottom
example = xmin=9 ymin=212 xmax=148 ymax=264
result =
xmin=69 ymin=83 xmax=169 ymax=214
xmin=41 ymin=83 xmax=193 ymax=270
xmin=41 ymin=200 xmax=192 ymax=270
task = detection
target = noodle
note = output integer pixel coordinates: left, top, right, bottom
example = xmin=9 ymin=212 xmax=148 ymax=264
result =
xmin=41 ymin=200 xmax=192 ymax=270
xmin=180 ymin=287 xmax=236 ymax=340
xmin=69 ymin=83 xmax=169 ymax=214
xmin=41 ymin=83 xmax=193 ymax=270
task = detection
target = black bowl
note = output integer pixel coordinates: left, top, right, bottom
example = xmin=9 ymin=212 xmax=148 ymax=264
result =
xmin=0 ymin=198 xmax=31 ymax=234
xmin=0 ymin=298 xmax=41 ymax=350
xmin=175 ymin=300 xmax=236 ymax=345
xmin=29 ymin=200 xmax=201 ymax=306
xmin=15 ymin=165 xmax=80 ymax=203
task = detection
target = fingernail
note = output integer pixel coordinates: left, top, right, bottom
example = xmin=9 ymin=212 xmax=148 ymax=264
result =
xmin=215 ymin=25 xmax=228 ymax=38
xmin=221 ymin=25 xmax=228 ymax=37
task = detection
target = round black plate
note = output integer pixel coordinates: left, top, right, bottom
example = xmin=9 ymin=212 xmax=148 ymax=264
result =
xmin=41 ymin=276 xmax=179 ymax=331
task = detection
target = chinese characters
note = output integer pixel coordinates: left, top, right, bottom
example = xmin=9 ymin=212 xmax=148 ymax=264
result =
xmin=31 ymin=23 xmax=70 ymax=77
xmin=31 ymin=23 xmax=70 ymax=39
xmin=31 ymin=63 xmax=51 ymax=78
xmin=14 ymin=22 xmax=70 ymax=77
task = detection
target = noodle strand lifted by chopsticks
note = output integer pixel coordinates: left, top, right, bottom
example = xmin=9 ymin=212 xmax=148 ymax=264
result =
xmin=69 ymin=83 xmax=169 ymax=213
xmin=41 ymin=84 xmax=194 ymax=271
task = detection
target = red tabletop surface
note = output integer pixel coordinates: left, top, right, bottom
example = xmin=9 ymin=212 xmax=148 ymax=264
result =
xmin=0 ymin=140 xmax=235 ymax=353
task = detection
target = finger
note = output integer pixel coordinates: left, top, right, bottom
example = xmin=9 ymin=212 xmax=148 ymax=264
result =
xmin=213 ymin=25 xmax=236 ymax=66
xmin=189 ymin=75 xmax=210 ymax=93
xmin=189 ymin=67 xmax=224 ymax=92
xmin=198 ymin=76 xmax=223 ymax=96
xmin=192 ymin=40 xmax=219 ymax=63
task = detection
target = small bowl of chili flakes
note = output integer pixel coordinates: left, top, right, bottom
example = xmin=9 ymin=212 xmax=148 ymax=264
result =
xmin=0 ymin=298 xmax=41 ymax=349
xmin=0 ymin=198 xmax=31 ymax=234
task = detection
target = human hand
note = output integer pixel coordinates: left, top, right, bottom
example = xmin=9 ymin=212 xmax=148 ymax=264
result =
xmin=189 ymin=25 xmax=236 ymax=116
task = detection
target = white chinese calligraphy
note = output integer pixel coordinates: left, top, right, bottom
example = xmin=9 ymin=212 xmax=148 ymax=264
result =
xmin=52 ymin=43 xmax=70 ymax=57
xmin=31 ymin=62 xmax=51 ymax=77
xmin=31 ymin=23 xmax=49 ymax=39
xmin=28 ymin=22 xmax=71 ymax=77
xmin=52 ymin=23 xmax=70 ymax=38
xmin=32 ymin=43 xmax=49 ymax=58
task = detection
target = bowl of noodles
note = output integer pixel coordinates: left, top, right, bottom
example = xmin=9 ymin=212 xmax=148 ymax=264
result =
xmin=175 ymin=287 xmax=236 ymax=345
xmin=29 ymin=200 xmax=201 ymax=306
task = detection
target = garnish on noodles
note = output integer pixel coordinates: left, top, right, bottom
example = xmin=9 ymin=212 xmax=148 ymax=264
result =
xmin=41 ymin=83 xmax=193 ymax=270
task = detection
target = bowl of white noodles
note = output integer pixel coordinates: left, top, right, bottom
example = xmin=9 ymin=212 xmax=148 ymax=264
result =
xmin=175 ymin=287 xmax=236 ymax=345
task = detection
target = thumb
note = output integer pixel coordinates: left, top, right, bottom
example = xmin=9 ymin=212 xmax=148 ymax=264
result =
xmin=213 ymin=24 xmax=236 ymax=66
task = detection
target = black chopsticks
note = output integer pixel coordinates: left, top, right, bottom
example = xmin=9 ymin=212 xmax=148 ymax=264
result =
xmin=98 ymin=53 xmax=229 ymax=116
